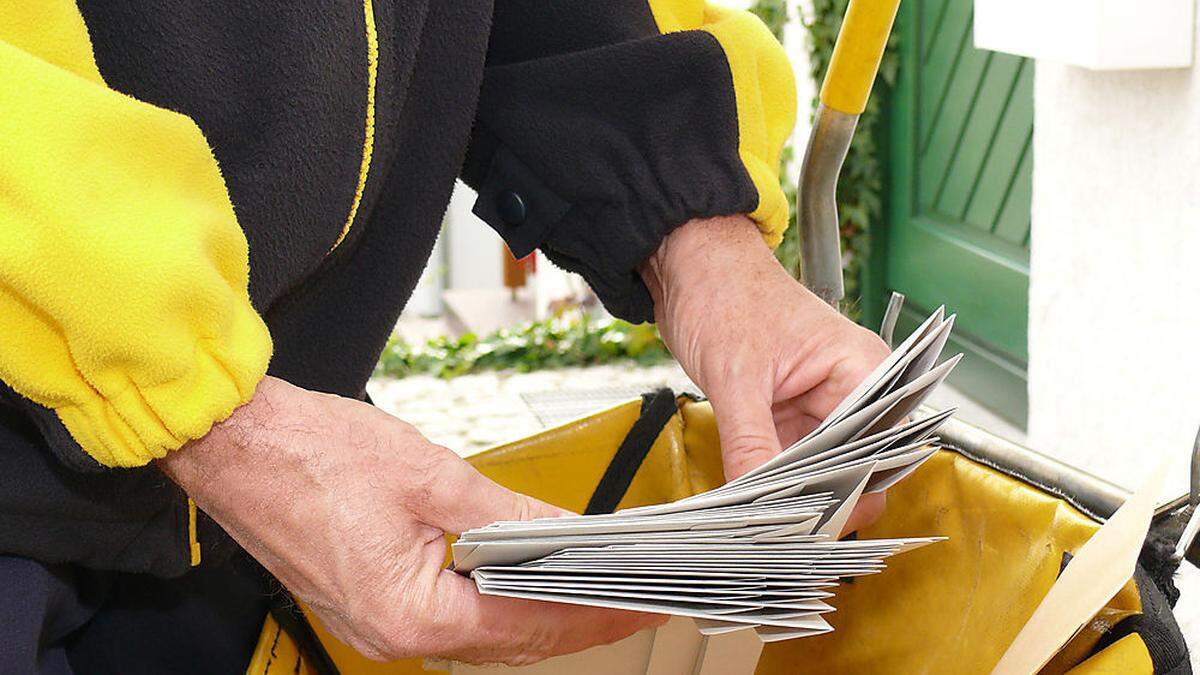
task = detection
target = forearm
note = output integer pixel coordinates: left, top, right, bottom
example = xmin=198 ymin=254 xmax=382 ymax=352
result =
xmin=639 ymin=214 xmax=837 ymax=370
xmin=155 ymin=374 xmax=652 ymax=663
xmin=155 ymin=376 xmax=323 ymax=577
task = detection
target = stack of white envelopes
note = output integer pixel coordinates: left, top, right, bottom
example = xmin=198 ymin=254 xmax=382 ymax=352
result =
xmin=453 ymin=308 xmax=960 ymax=642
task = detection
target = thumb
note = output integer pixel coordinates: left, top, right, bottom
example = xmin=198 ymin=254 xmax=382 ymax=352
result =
xmin=708 ymin=380 xmax=783 ymax=481
xmin=421 ymin=453 xmax=571 ymax=534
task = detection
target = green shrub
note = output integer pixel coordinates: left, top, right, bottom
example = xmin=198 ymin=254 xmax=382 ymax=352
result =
xmin=375 ymin=313 xmax=672 ymax=380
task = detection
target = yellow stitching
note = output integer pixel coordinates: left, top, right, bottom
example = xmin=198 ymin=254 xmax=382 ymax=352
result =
xmin=329 ymin=0 xmax=378 ymax=252
xmin=187 ymin=497 xmax=201 ymax=566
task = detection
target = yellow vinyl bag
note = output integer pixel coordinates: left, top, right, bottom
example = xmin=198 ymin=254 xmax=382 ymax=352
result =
xmin=247 ymin=394 xmax=1190 ymax=675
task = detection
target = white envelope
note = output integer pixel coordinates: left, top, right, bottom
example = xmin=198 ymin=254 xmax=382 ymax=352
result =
xmin=816 ymin=307 xmax=946 ymax=432
xmin=453 ymin=307 xmax=960 ymax=643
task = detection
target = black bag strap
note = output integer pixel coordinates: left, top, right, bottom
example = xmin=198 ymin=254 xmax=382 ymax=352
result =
xmin=584 ymin=388 xmax=679 ymax=515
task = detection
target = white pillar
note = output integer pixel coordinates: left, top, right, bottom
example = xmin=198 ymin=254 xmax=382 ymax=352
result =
xmin=1028 ymin=58 xmax=1200 ymax=499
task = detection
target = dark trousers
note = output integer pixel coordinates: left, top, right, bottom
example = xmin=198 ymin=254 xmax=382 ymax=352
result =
xmin=0 ymin=550 xmax=270 ymax=674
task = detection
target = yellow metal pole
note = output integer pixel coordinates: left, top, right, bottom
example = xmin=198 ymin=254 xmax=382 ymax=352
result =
xmin=819 ymin=0 xmax=903 ymax=115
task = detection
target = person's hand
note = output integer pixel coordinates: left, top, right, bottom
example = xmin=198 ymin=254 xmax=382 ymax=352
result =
xmin=158 ymin=376 xmax=663 ymax=665
xmin=641 ymin=216 xmax=892 ymax=535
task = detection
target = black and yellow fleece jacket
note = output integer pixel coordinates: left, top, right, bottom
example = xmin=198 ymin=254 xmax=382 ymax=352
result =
xmin=0 ymin=0 xmax=795 ymax=576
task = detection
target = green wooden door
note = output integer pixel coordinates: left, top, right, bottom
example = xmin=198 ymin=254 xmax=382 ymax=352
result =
xmin=880 ymin=0 xmax=1033 ymax=426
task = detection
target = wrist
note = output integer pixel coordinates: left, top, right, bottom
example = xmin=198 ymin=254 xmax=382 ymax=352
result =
xmin=156 ymin=375 xmax=284 ymax=490
xmin=639 ymin=215 xmax=784 ymax=310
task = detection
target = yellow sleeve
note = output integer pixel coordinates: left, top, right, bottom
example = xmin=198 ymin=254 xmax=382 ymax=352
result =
xmin=0 ymin=29 xmax=272 ymax=468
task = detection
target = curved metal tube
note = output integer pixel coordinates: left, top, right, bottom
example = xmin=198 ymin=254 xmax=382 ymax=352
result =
xmin=797 ymin=104 xmax=858 ymax=308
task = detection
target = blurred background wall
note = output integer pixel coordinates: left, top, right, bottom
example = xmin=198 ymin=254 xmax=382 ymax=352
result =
xmin=1028 ymin=23 xmax=1200 ymax=500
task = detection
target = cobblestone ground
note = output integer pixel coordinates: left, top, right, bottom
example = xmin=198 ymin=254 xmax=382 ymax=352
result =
xmin=367 ymin=361 xmax=692 ymax=456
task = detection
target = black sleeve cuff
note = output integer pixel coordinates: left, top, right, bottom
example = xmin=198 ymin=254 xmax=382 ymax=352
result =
xmin=464 ymin=31 xmax=759 ymax=324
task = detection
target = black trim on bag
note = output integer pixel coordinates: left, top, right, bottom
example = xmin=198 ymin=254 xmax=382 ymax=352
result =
xmin=267 ymin=588 xmax=341 ymax=675
xmin=1090 ymin=564 xmax=1191 ymax=674
xmin=585 ymin=388 xmax=679 ymax=515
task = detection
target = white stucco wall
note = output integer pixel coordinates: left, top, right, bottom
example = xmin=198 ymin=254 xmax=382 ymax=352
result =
xmin=1029 ymin=60 xmax=1200 ymax=501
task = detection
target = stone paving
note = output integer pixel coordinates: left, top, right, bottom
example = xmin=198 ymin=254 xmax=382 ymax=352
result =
xmin=367 ymin=361 xmax=692 ymax=456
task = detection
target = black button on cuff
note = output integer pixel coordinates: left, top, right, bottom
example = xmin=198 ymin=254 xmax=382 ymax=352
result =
xmin=472 ymin=146 xmax=571 ymax=258
xmin=496 ymin=190 xmax=527 ymax=225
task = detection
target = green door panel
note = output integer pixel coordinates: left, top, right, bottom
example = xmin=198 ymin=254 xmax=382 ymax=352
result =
xmin=888 ymin=215 xmax=1029 ymax=359
xmin=918 ymin=25 xmax=993 ymax=211
xmin=891 ymin=305 xmax=1029 ymax=425
xmin=878 ymin=0 xmax=1033 ymax=427
xmin=934 ymin=55 xmax=1025 ymax=221
xmin=992 ymin=139 xmax=1033 ymax=247
xmin=918 ymin=0 xmax=972 ymax=143
xmin=963 ymin=66 xmax=1033 ymax=240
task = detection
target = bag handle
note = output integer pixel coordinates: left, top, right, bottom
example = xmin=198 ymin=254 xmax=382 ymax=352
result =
xmin=584 ymin=388 xmax=679 ymax=515
xmin=819 ymin=0 xmax=902 ymax=116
